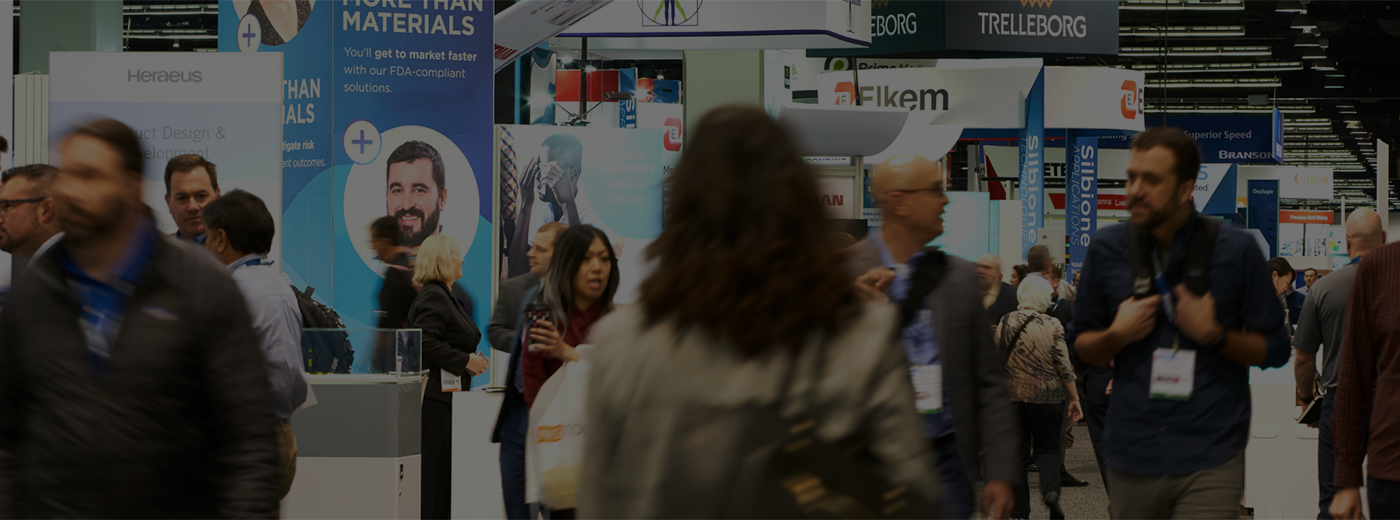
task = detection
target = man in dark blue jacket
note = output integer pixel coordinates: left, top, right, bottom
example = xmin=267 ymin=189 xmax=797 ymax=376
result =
xmin=1071 ymin=127 xmax=1291 ymax=519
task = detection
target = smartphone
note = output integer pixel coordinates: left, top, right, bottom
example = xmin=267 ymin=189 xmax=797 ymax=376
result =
xmin=523 ymin=303 xmax=551 ymax=352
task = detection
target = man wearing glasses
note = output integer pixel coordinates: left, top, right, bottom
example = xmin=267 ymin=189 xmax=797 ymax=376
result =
xmin=845 ymin=156 xmax=1020 ymax=520
xmin=0 ymin=164 xmax=63 ymax=266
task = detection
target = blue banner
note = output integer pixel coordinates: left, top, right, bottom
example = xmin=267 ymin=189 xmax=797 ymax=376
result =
xmin=1019 ymin=68 xmax=1045 ymax=260
xmin=220 ymin=0 xmax=336 ymax=301
xmin=1099 ymin=114 xmax=1281 ymax=164
xmin=1067 ymin=133 xmax=1097 ymax=280
xmin=1248 ymin=179 xmax=1280 ymax=258
xmin=222 ymin=0 xmax=494 ymax=386
xmin=1273 ymin=107 xmax=1285 ymax=163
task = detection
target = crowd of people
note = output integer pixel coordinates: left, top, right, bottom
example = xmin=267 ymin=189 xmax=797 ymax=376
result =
xmin=0 ymin=111 xmax=1395 ymax=520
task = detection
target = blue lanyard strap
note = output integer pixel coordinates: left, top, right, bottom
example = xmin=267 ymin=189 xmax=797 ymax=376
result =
xmin=1150 ymin=250 xmax=1179 ymax=326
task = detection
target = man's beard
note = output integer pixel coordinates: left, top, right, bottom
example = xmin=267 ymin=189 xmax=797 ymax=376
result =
xmin=398 ymin=207 xmax=442 ymax=248
xmin=61 ymin=198 xmax=127 ymax=243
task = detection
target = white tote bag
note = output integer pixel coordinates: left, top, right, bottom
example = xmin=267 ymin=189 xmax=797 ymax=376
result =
xmin=525 ymin=344 xmax=593 ymax=509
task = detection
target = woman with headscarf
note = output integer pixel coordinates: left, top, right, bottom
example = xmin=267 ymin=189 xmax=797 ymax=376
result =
xmin=997 ymin=275 xmax=1083 ymax=520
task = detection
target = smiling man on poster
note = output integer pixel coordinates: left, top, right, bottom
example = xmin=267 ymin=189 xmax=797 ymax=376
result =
xmin=385 ymin=140 xmax=447 ymax=249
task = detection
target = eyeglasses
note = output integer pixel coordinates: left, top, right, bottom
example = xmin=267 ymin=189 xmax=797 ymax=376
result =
xmin=0 ymin=198 xmax=43 ymax=213
xmin=893 ymin=185 xmax=945 ymax=196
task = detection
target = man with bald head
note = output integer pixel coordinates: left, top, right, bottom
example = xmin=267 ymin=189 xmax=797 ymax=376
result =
xmin=978 ymin=254 xmax=1019 ymax=330
xmin=845 ymin=156 xmax=1018 ymax=520
xmin=1293 ymin=208 xmax=1385 ymax=519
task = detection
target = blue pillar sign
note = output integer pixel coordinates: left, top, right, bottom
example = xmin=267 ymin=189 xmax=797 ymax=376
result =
xmin=1019 ymin=68 xmax=1045 ymax=260
xmin=1248 ymin=179 xmax=1280 ymax=258
xmin=1068 ymin=134 xmax=1097 ymax=280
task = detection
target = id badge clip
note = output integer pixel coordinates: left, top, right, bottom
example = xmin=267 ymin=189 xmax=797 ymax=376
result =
xmin=1150 ymin=347 xmax=1195 ymax=401
xmin=911 ymin=365 xmax=943 ymax=414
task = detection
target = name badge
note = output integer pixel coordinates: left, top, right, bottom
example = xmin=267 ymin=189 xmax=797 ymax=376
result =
xmin=1150 ymin=348 xmax=1195 ymax=400
xmin=441 ymin=370 xmax=463 ymax=392
xmin=911 ymin=365 xmax=943 ymax=414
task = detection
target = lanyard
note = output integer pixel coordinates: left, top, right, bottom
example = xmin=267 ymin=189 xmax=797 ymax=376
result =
xmin=1149 ymin=249 xmax=1180 ymax=352
xmin=1349 ymin=256 xmax=1362 ymax=265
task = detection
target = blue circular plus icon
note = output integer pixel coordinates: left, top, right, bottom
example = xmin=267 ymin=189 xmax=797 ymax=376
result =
xmin=344 ymin=120 xmax=382 ymax=165
xmin=237 ymin=14 xmax=261 ymax=52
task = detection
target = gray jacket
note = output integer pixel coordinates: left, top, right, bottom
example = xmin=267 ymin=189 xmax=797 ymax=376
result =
xmin=488 ymin=272 xmax=540 ymax=354
xmin=844 ymin=238 xmax=1021 ymax=485
xmin=580 ymin=304 xmax=944 ymax=519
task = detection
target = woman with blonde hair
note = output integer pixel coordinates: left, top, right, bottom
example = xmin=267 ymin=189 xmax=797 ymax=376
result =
xmin=409 ymin=234 xmax=489 ymax=519
xmin=997 ymin=275 xmax=1082 ymax=520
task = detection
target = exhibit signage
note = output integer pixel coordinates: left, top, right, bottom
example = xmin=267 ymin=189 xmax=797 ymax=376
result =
xmin=1195 ymin=164 xmax=1238 ymax=215
xmin=498 ymin=126 xmax=665 ymax=304
xmin=818 ymin=177 xmax=857 ymax=219
xmin=223 ymin=0 xmax=495 ymax=383
xmin=1020 ymin=69 xmax=1045 ymax=260
xmin=1043 ymin=66 xmax=1145 ymax=132
xmin=1101 ymin=115 xmax=1281 ymax=164
xmin=49 ymin=52 xmax=283 ymax=260
xmin=558 ymin=0 xmax=872 ymax=49
xmin=1239 ymin=166 xmax=1333 ymax=200
xmin=492 ymin=0 xmax=613 ymax=73
xmin=1067 ymin=135 xmax=1096 ymax=280
xmin=1281 ymin=210 xmax=1334 ymax=224
xmin=944 ymin=0 xmax=1118 ymax=55
xmin=1247 ymin=179 xmax=1281 ymax=258
xmin=808 ymin=0 xmax=945 ymax=56
xmin=1273 ymin=107 xmax=1285 ymax=163
xmin=819 ymin=66 xmax=1041 ymax=128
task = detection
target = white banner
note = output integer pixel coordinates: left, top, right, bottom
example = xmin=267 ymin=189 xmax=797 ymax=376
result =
xmin=49 ymin=52 xmax=284 ymax=260
xmin=818 ymin=66 xmax=1040 ymax=128
xmin=817 ymin=177 xmax=856 ymax=219
xmin=1043 ymin=66 xmax=1145 ymax=132
xmin=559 ymin=0 xmax=870 ymax=50
xmin=493 ymin=0 xmax=613 ymax=73
xmin=1239 ymin=166 xmax=1333 ymax=200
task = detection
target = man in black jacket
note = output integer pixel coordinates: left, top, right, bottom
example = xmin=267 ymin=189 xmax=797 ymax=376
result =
xmin=978 ymin=254 xmax=1019 ymax=331
xmin=0 ymin=118 xmax=280 ymax=517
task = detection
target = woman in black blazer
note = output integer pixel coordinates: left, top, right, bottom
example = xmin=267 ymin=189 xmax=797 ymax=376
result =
xmin=409 ymin=234 xmax=489 ymax=520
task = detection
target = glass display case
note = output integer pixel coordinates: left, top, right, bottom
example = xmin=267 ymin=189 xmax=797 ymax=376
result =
xmin=301 ymin=328 xmax=423 ymax=377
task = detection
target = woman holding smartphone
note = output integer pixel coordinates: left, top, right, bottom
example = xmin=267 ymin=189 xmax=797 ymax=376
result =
xmin=409 ymin=234 xmax=489 ymax=520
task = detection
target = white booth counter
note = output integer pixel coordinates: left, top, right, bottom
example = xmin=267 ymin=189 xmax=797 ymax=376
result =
xmin=282 ymin=329 xmax=425 ymax=520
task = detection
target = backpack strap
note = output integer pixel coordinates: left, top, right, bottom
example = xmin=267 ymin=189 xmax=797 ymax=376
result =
xmin=1127 ymin=214 xmax=1220 ymax=298
xmin=899 ymin=250 xmax=948 ymax=330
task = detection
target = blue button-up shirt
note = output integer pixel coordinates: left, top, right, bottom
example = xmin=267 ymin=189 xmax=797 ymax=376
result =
xmin=59 ymin=221 xmax=157 ymax=378
xmin=870 ymin=228 xmax=956 ymax=439
xmin=1068 ymin=215 xmax=1291 ymax=476
xmin=228 ymin=253 xmax=311 ymax=420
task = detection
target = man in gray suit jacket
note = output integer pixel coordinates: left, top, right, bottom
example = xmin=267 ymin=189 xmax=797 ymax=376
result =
xmin=846 ymin=157 xmax=1019 ymax=520
xmin=488 ymin=222 xmax=568 ymax=353
xmin=488 ymin=221 xmax=565 ymax=520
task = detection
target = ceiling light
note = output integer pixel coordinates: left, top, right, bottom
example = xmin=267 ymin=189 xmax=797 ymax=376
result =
xmin=1303 ymin=47 xmax=1328 ymax=60
xmin=1291 ymin=13 xmax=1318 ymax=31
xmin=1120 ymin=0 xmax=1245 ymax=11
xmin=1325 ymin=78 xmax=1345 ymax=89
xmin=1312 ymin=59 xmax=1337 ymax=71
xmin=1134 ymin=61 xmax=1303 ymax=74
xmin=1277 ymin=0 xmax=1306 ymax=13
xmin=1121 ymin=26 xmax=1246 ymax=37
xmin=1296 ymin=31 xmax=1320 ymax=47
xmin=1120 ymin=46 xmax=1272 ymax=57
xmin=1157 ymin=78 xmax=1283 ymax=88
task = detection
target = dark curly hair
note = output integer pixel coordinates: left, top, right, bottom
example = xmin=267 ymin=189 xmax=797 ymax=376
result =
xmin=639 ymin=105 xmax=861 ymax=357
